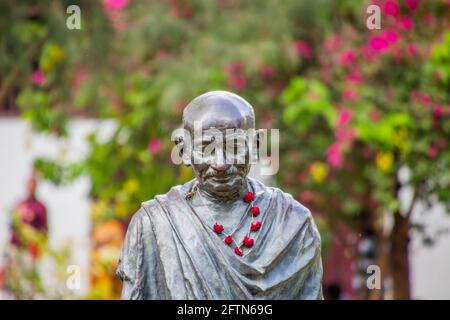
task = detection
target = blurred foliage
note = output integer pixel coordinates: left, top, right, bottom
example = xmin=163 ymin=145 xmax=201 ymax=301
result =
xmin=1 ymin=0 xmax=449 ymax=299
xmin=2 ymin=210 xmax=74 ymax=299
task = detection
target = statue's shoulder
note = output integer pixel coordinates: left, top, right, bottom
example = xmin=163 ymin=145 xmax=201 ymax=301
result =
xmin=249 ymin=177 xmax=314 ymax=223
xmin=139 ymin=179 xmax=196 ymax=213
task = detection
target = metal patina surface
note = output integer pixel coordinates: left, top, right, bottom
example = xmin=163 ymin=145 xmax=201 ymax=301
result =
xmin=117 ymin=91 xmax=323 ymax=299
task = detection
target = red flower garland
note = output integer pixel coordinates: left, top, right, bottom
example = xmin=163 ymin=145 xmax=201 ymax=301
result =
xmin=250 ymin=221 xmax=262 ymax=232
xmin=211 ymin=191 xmax=263 ymax=256
xmin=213 ymin=223 xmax=224 ymax=234
xmin=244 ymin=192 xmax=255 ymax=203
xmin=224 ymin=235 xmax=233 ymax=246
xmin=234 ymin=246 xmax=243 ymax=256
xmin=251 ymin=206 xmax=260 ymax=217
xmin=243 ymin=236 xmax=254 ymax=248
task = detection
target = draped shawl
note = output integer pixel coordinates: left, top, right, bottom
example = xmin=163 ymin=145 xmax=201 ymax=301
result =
xmin=117 ymin=178 xmax=323 ymax=299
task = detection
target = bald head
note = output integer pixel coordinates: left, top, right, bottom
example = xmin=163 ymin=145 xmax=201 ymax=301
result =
xmin=183 ymin=91 xmax=255 ymax=132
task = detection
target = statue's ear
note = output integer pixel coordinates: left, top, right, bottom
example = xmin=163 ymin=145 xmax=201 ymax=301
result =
xmin=174 ymin=135 xmax=191 ymax=166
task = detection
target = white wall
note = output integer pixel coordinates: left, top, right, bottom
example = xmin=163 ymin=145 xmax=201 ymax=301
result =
xmin=411 ymin=202 xmax=450 ymax=299
xmin=0 ymin=118 xmax=116 ymax=298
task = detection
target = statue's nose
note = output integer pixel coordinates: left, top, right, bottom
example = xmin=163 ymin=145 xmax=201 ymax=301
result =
xmin=211 ymin=158 xmax=230 ymax=172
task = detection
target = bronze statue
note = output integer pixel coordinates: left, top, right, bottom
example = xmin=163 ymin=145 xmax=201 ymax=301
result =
xmin=117 ymin=91 xmax=323 ymax=299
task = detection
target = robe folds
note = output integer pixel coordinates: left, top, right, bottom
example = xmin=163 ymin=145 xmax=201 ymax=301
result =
xmin=116 ymin=178 xmax=323 ymax=299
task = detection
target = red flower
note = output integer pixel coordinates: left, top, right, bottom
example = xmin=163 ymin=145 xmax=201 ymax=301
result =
xmin=224 ymin=235 xmax=233 ymax=246
xmin=251 ymin=206 xmax=260 ymax=217
xmin=244 ymin=192 xmax=254 ymax=203
xmin=243 ymin=236 xmax=254 ymax=248
xmin=234 ymin=246 xmax=243 ymax=256
xmin=27 ymin=241 xmax=40 ymax=260
xmin=251 ymin=221 xmax=262 ymax=232
xmin=213 ymin=223 xmax=224 ymax=234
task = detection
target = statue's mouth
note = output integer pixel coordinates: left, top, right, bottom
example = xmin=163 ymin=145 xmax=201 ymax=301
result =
xmin=210 ymin=175 xmax=234 ymax=183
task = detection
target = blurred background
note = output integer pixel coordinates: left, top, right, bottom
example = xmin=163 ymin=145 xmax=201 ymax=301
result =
xmin=0 ymin=0 xmax=449 ymax=300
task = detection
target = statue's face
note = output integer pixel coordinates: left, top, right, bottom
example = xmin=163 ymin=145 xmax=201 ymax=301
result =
xmin=188 ymin=126 xmax=251 ymax=196
xmin=182 ymin=91 xmax=256 ymax=198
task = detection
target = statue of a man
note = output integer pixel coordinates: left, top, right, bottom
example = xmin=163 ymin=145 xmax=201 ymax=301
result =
xmin=117 ymin=91 xmax=323 ymax=299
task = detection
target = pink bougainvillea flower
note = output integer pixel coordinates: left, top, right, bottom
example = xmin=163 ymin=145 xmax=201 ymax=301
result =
xmin=227 ymin=75 xmax=247 ymax=90
xmin=342 ymin=88 xmax=359 ymax=101
xmin=298 ymin=190 xmax=315 ymax=203
xmin=407 ymin=44 xmax=418 ymax=57
xmin=424 ymin=13 xmax=435 ymax=26
xmin=224 ymin=61 xmax=244 ymax=75
xmin=72 ymin=69 xmax=88 ymax=93
xmin=369 ymin=110 xmax=382 ymax=122
xmin=259 ymin=66 xmax=275 ymax=80
xmin=327 ymin=142 xmax=343 ymax=168
xmin=393 ymin=47 xmax=403 ymax=61
xmin=346 ymin=69 xmax=362 ymax=84
xmin=434 ymin=70 xmax=444 ymax=81
xmin=147 ymin=138 xmax=162 ymax=155
xmin=104 ymin=0 xmax=128 ymax=11
xmin=382 ymin=30 xmax=399 ymax=44
xmin=0 ymin=267 xmax=4 ymax=288
xmin=397 ymin=17 xmax=414 ymax=30
xmin=293 ymin=40 xmax=312 ymax=58
xmin=323 ymin=35 xmax=342 ymax=52
xmin=435 ymin=138 xmax=448 ymax=149
xmin=335 ymin=127 xmax=357 ymax=143
xmin=410 ymin=90 xmax=421 ymax=103
xmin=224 ymin=61 xmax=247 ymax=90
xmin=407 ymin=43 xmax=419 ymax=56
xmin=422 ymin=94 xmax=431 ymax=106
xmin=32 ymin=70 xmax=45 ymax=86
xmin=427 ymin=145 xmax=439 ymax=158
xmin=405 ymin=0 xmax=420 ymax=11
xmin=433 ymin=105 xmax=444 ymax=118
xmin=384 ymin=0 xmax=400 ymax=16
xmin=369 ymin=36 xmax=389 ymax=52
xmin=362 ymin=44 xmax=376 ymax=60
xmin=337 ymin=108 xmax=353 ymax=126
xmin=340 ymin=49 xmax=356 ymax=66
